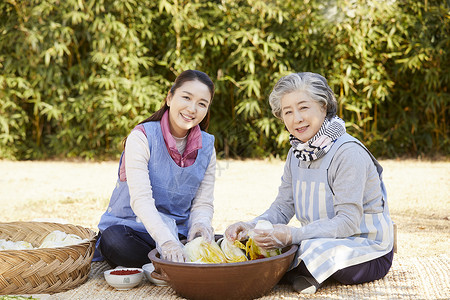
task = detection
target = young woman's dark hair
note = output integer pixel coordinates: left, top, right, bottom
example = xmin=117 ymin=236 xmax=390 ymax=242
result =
xmin=139 ymin=70 xmax=215 ymax=131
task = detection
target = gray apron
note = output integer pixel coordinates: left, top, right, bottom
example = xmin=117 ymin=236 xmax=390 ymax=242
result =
xmin=291 ymin=133 xmax=394 ymax=283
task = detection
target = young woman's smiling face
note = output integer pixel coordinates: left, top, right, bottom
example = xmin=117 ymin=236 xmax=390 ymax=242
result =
xmin=167 ymin=80 xmax=212 ymax=137
xmin=281 ymin=90 xmax=326 ymax=142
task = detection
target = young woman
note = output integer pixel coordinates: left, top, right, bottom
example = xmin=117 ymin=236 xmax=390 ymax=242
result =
xmin=94 ymin=70 xmax=216 ymax=267
xmin=225 ymin=72 xmax=394 ymax=294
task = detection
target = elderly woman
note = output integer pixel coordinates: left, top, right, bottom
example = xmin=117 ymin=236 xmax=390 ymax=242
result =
xmin=225 ymin=72 xmax=394 ymax=294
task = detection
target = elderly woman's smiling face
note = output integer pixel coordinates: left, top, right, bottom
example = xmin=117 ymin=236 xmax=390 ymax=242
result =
xmin=281 ymin=90 xmax=327 ymax=142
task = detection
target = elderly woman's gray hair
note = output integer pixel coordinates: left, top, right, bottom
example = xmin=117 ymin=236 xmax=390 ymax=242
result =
xmin=268 ymin=72 xmax=337 ymax=120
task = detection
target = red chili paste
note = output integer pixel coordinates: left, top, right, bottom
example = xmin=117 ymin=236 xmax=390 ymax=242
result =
xmin=110 ymin=269 xmax=141 ymax=275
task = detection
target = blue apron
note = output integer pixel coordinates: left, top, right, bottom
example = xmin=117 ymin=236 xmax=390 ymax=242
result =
xmin=291 ymin=133 xmax=394 ymax=283
xmin=95 ymin=121 xmax=214 ymax=258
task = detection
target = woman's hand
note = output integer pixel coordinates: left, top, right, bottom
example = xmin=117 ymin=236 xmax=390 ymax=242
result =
xmin=188 ymin=223 xmax=214 ymax=242
xmin=225 ymin=221 xmax=254 ymax=242
xmin=159 ymin=240 xmax=186 ymax=262
xmin=251 ymin=224 xmax=295 ymax=249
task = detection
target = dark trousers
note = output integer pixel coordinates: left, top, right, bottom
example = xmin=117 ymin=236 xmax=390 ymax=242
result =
xmin=96 ymin=225 xmax=187 ymax=268
xmin=286 ymin=247 xmax=394 ymax=285
xmin=96 ymin=225 xmax=157 ymax=268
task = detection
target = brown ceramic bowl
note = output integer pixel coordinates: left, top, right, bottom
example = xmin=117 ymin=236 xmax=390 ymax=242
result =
xmin=148 ymin=235 xmax=298 ymax=300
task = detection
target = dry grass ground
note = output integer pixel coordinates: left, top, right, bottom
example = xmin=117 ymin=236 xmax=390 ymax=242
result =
xmin=0 ymin=159 xmax=449 ymax=257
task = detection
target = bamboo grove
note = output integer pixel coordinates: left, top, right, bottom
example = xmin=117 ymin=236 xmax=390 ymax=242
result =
xmin=1 ymin=0 xmax=448 ymax=160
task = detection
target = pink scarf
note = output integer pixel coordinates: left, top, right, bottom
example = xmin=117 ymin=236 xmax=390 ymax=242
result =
xmin=119 ymin=111 xmax=203 ymax=181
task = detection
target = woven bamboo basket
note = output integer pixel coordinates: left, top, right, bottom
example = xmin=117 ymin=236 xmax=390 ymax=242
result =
xmin=0 ymin=221 xmax=97 ymax=294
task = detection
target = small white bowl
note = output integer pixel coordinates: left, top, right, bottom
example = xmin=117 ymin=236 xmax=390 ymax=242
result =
xmin=104 ymin=267 xmax=144 ymax=290
xmin=142 ymin=263 xmax=168 ymax=286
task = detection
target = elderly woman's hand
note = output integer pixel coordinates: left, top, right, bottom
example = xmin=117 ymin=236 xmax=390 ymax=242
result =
xmin=225 ymin=221 xmax=255 ymax=242
xmin=251 ymin=224 xmax=297 ymax=249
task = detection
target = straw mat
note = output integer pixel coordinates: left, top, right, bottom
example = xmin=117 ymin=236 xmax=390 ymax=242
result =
xmin=28 ymin=254 xmax=448 ymax=299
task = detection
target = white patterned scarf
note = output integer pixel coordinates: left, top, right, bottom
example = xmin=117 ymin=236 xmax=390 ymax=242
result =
xmin=289 ymin=116 xmax=346 ymax=161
